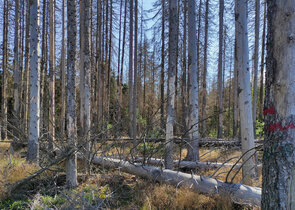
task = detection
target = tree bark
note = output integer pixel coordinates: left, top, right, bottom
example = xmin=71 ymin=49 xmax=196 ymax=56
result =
xmin=129 ymin=0 xmax=134 ymax=138
xmin=165 ymin=0 xmax=177 ymax=169
xmin=262 ymin=0 xmax=295 ymax=208
xmin=160 ymin=0 xmax=165 ymax=130
xmin=235 ymin=0 xmax=257 ymax=185
xmin=27 ymin=0 xmax=40 ymax=163
xmin=185 ymin=0 xmax=199 ymax=162
xmin=66 ymin=0 xmax=78 ymax=188
xmin=217 ymin=0 xmax=224 ymax=139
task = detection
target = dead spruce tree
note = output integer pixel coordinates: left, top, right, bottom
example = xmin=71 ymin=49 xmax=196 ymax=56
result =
xmin=262 ymin=0 xmax=295 ymax=208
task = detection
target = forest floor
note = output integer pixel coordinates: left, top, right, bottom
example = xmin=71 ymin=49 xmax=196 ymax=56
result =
xmin=0 ymin=142 xmax=261 ymax=209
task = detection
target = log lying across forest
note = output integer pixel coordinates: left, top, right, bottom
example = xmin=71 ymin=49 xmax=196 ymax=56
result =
xmin=133 ymin=157 xmax=263 ymax=170
xmin=105 ymin=138 xmax=263 ymax=147
xmin=88 ymin=155 xmax=261 ymax=207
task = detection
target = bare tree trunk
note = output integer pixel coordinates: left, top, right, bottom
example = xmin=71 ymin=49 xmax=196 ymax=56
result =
xmin=117 ymin=0 xmax=123 ymax=122
xmin=107 ymin=0 xmax=113 ymax=119
xmin=252 ymin=0 xmax=260 ymax=138
xmin=27 ymin=0 xmax=40 ymax=163
xmin=259 ymin=1 xmax=266 ymax=120
xmin=217 ymin=0 xmax=224 ymax=139
xmin=201 ymin=0 xmax=209 ymax=137
xmin=14 ymin=0 xmax=20 ymax=119
xmin=49 ymin=0 xmax=55 ymax=149
xmin=160 ymin=0 xmax=165 ymax=130
xmin=165 ymin=0 xmax=177 ymax=169
xmin=233 ymin=39 xmax=238 ymax=138
xmin=235 ymin=0 xmax=257 ymax=185
xmin=185 ymin=0 xmax=199 ymax=162
xmin=60 ymin=0 xmax=66 ymax=136
xmin=66 ymin=0 xmax=78 ymax=188
xmin=262 ymin=1 xmax=295 ymax=208
xmin=1 ymin=0 xmax=9 ymax=140
xmin=132 ymin=0 xmax=138 ymax=144
xmin=129 ymin=0 xmax=134 ymax=138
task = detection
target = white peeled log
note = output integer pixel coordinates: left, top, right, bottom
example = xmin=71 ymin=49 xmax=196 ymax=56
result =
xmin=133 ymin=157 xmax=262 ymax=170
xmin=88 ymin=156 xmax=261 ymax=207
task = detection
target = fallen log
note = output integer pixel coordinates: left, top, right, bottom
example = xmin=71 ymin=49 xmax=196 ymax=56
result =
xmin=133 ymin=157 xmax=262 ymax=170
xmin=89 ymin=156 xmax=261 ymax=207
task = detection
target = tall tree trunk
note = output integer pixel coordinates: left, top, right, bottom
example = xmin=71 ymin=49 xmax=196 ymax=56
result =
xmin=262 ymin=1 xmax=295 ymax=208
xmin=185 ymin=0 xmax=199 ymax=161
xmin=14 ymin=0 xmax=20 ymax=119
xmin=201 ymin=0 xmax=209 ymax=137
xmin=165 ymin=0 xmax=177 ymax=169
xmin=181 ymin=0 xmax=187 ymax=135
xmin=233 ymin=39 xmax=238 ymax=138
xmin=259 ymin=1 xmax=266 ymax=120
xmin=217 ymin=0 xmax=224 ymax=138
xmin=132 ymin=0 xmax=138 ymax=144
xmin=107 ymin=0 xmax=113 ymax=119
xmin=160 ymin=0 xmax=165 ymax=130
xmin=196 ymin=0 xmax=202 ymax=94
xmin=235 ymin=0 xmax=257 ymax=185
xmin=60 ymin=0 xmax=66 ymax=136
xmin=49 ymin=0 xmax=55 ymax=149
xmin=129 ymin=0 xmax=134 ymax=138
xmin=66 ymin=0 xmax=78 ymax=188
xmin=27 ymin=0 xmax=40 ymax=163
xmin=252 ymin=0 xmax=260 ymax=138
xmin=2 ymin=0 xmax=9 ymax=140
xmin=117 ymin=0 xmax=123 ymax=122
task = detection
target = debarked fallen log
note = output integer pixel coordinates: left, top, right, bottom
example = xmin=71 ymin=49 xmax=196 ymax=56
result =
xmin=133 ymin=157 xmax=262 ymax=170
xmin=88 ymin=156 xmax=261 ymax=207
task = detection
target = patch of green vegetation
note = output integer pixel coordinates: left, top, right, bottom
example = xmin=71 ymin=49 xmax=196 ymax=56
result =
xmin=41 ymin=195 xmax=67 ymax=208
xmin=0 ymin=199 xmax=29 ymax=210
xmin=256 ymin=120 xmax=264 ymax=138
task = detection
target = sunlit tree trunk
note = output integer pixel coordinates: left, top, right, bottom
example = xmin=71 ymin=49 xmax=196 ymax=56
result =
xmin=129 ymin=0 xmax=134 ymax=138
xmin=66 ymin=0 xmax=78 ymax=188
xmin=235 ymin=0 xmax=257 ymax=185
xmin=27 ymin=0 xmax=40 ymax=163
xmin=165 ymin=0 xmax=177 ymax=169
xmin=160 ymin=0 xmax=165 ymax=130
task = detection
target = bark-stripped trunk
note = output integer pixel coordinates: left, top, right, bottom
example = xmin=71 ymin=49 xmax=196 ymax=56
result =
xmin=132 ymin=0 xmax=138 ymax=144
xmin=252 ymin=0 xmax=260 ymax=138
xmin=49 ymin=0 xmax=55 ymax=149
xmin=185 ymin=0 xmax=199 ymax=161
xmin=1 ymin=0 xmax=9 ymax=140
xmin=117 ymin=0 xmax=123 ymax=122
xmin=129 ymin=0 xmax=134 ymax=138
xmin=235 ymin=0 xmax=257 ymax=185
xmin=107 ymin=0 xmax=113 ymax=119
xmin=262 ymin=1 xmax=295 ymax=208
xmin=259 ymin=1 xmax=266 ymax=120
xmin=217 ymin=0 xmax=224 ymax=139
xmin=165 ymin=0 xmax=177 ymax=169
xmin=160 ymin=0 xmax=165 ymax=130
xmin=66 ymin=0 xmax=78 ymax=188
xmin=233 ymin=39 xmax=238 ymax=138
xmin=60 ymin=0 xmax=66 ymax=136
xmin=27 ymin=0 xmax=40 ymax=163
xmin=201 ymin=0 xmax=209 ymax=137
xmin=14 ymin=0 xmax=20 ymax=118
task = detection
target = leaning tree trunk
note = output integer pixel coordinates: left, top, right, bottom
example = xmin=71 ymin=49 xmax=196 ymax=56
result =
xmin=217 ymin=0 xmax=224 ymax=139
xmin=235 ymin=0 xmax=257 ymax=185
xmin=185 ymin=0 xmax=199 ymax=162
xmin=66 ymin=0 xmax=78 ymax=188
xmin=165 ymin=0 xmax=177 ymax=169
xmin=262 ymin=1 xmax=295 ymax=208
xmin=27 ymin=0 xmax=40 ymax=163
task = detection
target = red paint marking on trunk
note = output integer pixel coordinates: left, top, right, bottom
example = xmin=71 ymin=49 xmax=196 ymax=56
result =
xmin=263 ymin=107 xmax=276 ymax=115
xmin=268 ymin=123 xmax=295 ymax=132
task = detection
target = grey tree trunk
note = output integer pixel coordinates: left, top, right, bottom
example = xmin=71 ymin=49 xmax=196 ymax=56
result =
xmin=66 ymin=0 xmax=78 ymax=188
xmin=235 ymin=0 xmax=257 ymax=185
xmin=252 ymin=0 xmax=260 ymax=138
xmin=49 ymin=0 xmax=55 ymax=149
xmin=217 ymin=0 xmax=224 ymax=139
xmin=27 ymin=0 xmax=40 ymax=163
xmin=160 ymin=0 xmax=165 ymax=130
xmin=129 ymin=0 xmax=134 ymax=138
xmin=233 ymin=39 xmax=238 ymax=138
xmin=262 ymin=1 xmax=295 ymax=208
xmin=185 ymin=0 xmax=199 ymax=162
xmin=165 ymin=0 xmax=177 ymax=169
xmin=201 ymin=0 xmax=209 ymax=137
xmin=13 ymin=0 xmax=20 ymax=118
